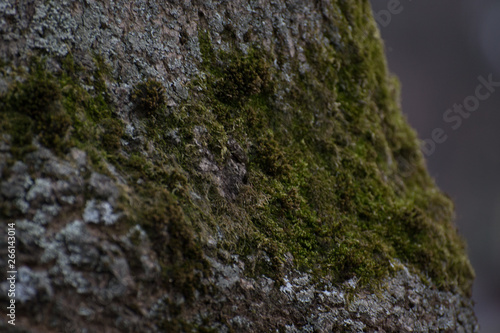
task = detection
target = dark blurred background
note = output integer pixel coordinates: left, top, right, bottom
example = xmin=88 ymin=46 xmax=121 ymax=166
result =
xmin=369 ymin=1 xmax=500 ymax=332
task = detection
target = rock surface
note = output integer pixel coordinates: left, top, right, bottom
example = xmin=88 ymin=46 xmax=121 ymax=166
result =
xmin=0 ymin=0 xmax=478 ymax=332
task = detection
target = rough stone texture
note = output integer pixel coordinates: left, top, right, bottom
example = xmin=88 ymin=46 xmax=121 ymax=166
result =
xmin=0 ymin=0 xmax=479 ymax=332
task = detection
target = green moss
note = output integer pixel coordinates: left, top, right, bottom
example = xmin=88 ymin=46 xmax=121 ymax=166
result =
xmin=0 ymin=55 xmax=212 ymax=309
xmin=0 ymin=59 xmax=70 ymax=153
xmin=100 ymin=117 xmax=124 ymax=151
xmin=253 ymin=134 xmax=291 ymax=177
xmin=137 ymin=188 xmax=209 ymax=297
xmin=131 ymin=79 xmax=166 ymax=117
xmin=0 ymin=0 xmax=473 ymax=305
xmin=0 ymin=55 xmax=121 ymax=156
xmin=4 ymin=59 xmax=61 ymax=119
xmin=187 ymin=4 xmax=473 ymax=295
xmin=0 ymin=112 xmax=34 ymax=147
xmin=37 ymin=109 xmax=71 ymax=149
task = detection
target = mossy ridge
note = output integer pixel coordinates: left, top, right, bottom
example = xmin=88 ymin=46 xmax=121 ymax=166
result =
xmin=0 ymin=0 xmax=474 ymax=301
xmin=189 ymin=1 xmax=473 ymax=295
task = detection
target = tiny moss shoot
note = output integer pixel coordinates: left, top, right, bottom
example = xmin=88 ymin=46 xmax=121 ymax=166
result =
xmin=131 ymin=79 xmax=166 ymax=117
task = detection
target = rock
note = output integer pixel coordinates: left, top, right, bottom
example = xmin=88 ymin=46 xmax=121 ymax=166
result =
xmin=0 ymin=0 xmax=478 ymax=332
xmin=26 ymin=178 xmax=53 ymax=202
xmin=88 ymin=172 xmax=119 ymax=203
xmin=1 ymin=174 xmax=32 ymax=199
xmin=83 ymin=199 xmax=120 ymax=226
xmin=68 ymin=148 xmax=87 ymax=168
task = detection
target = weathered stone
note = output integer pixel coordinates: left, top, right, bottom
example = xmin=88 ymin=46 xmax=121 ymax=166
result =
xmin=88 ymin=172 xmax=119 ymax=201
xmin=26 ymin=178 xmax=53 ymax=202
xmin=83 ymin=199 xmax=120 ymax=226
xmin=0 ymin=0 xmax=478 ymax=332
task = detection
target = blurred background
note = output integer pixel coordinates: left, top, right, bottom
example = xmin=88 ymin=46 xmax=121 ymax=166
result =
xmin=369 ymin=1 xmax=500 ymax=332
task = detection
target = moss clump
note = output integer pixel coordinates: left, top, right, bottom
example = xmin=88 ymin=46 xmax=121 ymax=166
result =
xmin=0 ymin=59 xmax=70 ymax=152
xmin=37 ymin=109 xmax=71 ymax=149
xmin=3 ymin=60 xmax=61 ymax=118
xmin=138 ymin=188 xmax=209 ymax=298
xmin=253 ymin=134 xmax=291 ymax=177
xmin=100 ymin=118 xmax=124 ymax=151
xmin=184 ymin=2 xmax=473 ymax=296
xmin=213 ymin=50 xmax=273 ymax=105
xmin=0 ymin=112 xmax=34 ymax=147
xmin=0 ymin=55 xmax=126 ymax=158
xmin=131 ymin=79 xmax=166 ymax=117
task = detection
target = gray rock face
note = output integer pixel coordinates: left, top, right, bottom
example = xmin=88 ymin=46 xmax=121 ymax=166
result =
xmin=0 ymin=0 xmax=478 ymax=332
xmin=0 ymin=0 xmax=337 ymax=106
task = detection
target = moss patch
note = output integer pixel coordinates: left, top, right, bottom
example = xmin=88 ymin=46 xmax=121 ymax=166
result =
xmin=0 ymin=55 xmax=119 ymax=156
xmin=0 ymin=55 xmax=211 ymax=305
xmin=184 ymin=1 xmax=474 ymax=296
xmin=138 ymin=187 xmax=209 ymax=297
xmin=131 ymin=79 xmax=166 ymax=117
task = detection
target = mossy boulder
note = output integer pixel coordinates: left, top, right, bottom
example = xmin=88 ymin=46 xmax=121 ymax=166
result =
xmin=0 ymin=0 xmax=477 ymax=332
